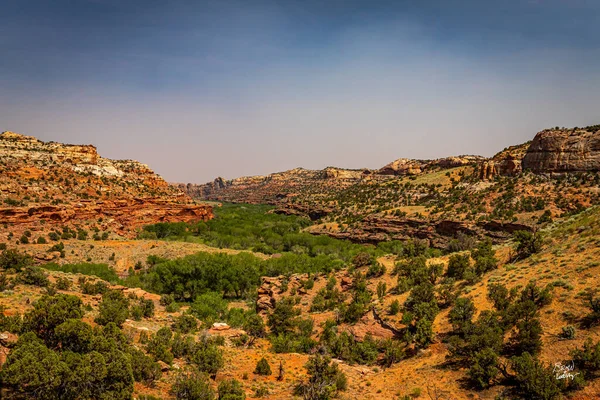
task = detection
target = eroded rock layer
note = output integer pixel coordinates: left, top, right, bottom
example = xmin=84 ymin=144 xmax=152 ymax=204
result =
xmin=522 ymin=126 xmax=600 ymax=173
xmin=0 ymin=131 xmax=212 ymax=237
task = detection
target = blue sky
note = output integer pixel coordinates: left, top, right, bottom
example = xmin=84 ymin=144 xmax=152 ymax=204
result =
xmin=1 ymin=0 xmax=599 ymax=182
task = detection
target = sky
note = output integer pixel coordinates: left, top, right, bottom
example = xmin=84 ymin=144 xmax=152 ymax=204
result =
xmin=1 ymin=0 xmax=599 ymax=183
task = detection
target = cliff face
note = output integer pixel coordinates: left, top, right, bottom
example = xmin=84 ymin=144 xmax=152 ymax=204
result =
xmin=175 ymin=167 xmax=378 ymax=205
xmin=522 ymin=127 xmax=600 ymax=173
xmin=0 ymin=131 xmax=212 ymax=238
xmin=376 ymin=156 xmax=484 ymax=176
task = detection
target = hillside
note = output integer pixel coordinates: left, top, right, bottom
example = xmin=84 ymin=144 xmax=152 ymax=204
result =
xmin=177 ymin=126 xmax=600 ymax=249
xmin=2 ymin=126 xmax=600 ymax=400
xmin=0 ymin=131 xmax=213 ymax=244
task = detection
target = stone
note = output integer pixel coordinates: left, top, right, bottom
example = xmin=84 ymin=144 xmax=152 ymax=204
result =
xmin=522 ymin=127 xmax=600 ymax=173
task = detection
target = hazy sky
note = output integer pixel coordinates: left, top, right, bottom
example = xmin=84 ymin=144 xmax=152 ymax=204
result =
xmin=2 ymin=0 xmax=599 ymax=182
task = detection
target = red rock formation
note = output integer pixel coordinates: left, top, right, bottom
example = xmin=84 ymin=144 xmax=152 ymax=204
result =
xmin=0 ymin=131 xmax=213 ymax=237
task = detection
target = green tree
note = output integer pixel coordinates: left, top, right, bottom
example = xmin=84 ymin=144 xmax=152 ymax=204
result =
xmin=95 ymin=290 xmax=130 ymax=327
xmin=513 ymin=230 xmax=543 ymax=260
xmin=55 ymin=319 xmax=94 ymax=353
xmin=243 ymin=313 xmax=265 ymax=345
xmin=0 ymin=332 xmax=69 ymax=399
xmin=268 ymin=297 xmax=301 ymax=336
xmin=254 ymin=357 xmax=272 ymax=375
xmin=191 ymin=342 xmax=224 ymax=378
xmin=218 ymin=378 xmax=245 ymax=400
xmin=511 ymin=353 xmax=561 ymax=400
xmin=467 ymin=348 xmax=498 ymax=389
xmin=446 ymin=253 xmax=471 ymax=279
xmin=448 ymin=297 xmax=475 ymax=336
xmin=23 ymin=294 xmax=83 ymax=347
xmin=294 ymin=354 xmax=347 ymax=400
xmin=171 ymin=369 xmax=215 ymax=400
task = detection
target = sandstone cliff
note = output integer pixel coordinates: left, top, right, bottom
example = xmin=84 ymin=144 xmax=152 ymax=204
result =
xmin=522 ymin=126 xmax=600 ymax=173
xmin=175 ymin=167 xmax=379 ymax=205
xmin=0 ymin=131 xmax=213 ymax=238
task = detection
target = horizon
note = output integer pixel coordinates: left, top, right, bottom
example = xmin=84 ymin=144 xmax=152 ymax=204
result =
xmin=2 ymin=0 xmax=599 ymax=182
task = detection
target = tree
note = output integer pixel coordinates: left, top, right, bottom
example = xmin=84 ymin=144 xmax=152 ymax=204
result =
xmin=380 ymin=338 xmax=404 ymax=367
xmin=95 ymin=290 xmax=130 ymax=327
xmin=254 ymin=357 xmax=272 ymax=376
xmin=147 ymin=327 xmax=174 ymax=364
xmin=446 ymin=253 xmax=471 ymax=279
xmin=449 ymin=297 xmax=475 ymax=336
xmin=0 ymin=332 xmax=69 ymax=399
xmin=173 ymin=314 xmax=198 ymax=334
xmin=294 ymin=354 xmax=347 ymax=400
xmin=243 ymin=313 xmax=265 ymax=345
xmin=472 ymin=240 xmax=497 ymax=275
xmin=487 ymin=283 xmax=512 ymax=312
xmin=129 ymin=348 xmax=162 ymax=385
xmin=467 ymin=348 xmax=498 ymax=389
xmin=571 ymin=338 xmax=600 ymax=377
xmin=218 ymin=378 xmax=245 ymax=400
xmin=171 ymin=369 xmax=215 ymax=400
xmin=513 ymin=230 xmax=543 ymax=260
xmin=23 ymin=294 xmax=83 ymax=347
xmin=191 ymin=342 xmax=224 ymax=378
xmin=0 ymin=249 xmax=33 ymax=271
xmin=55 ymin=319 xmax=94 ymax=353
xmin=511 ymin=353 xmax=561 ymax=400
xmin=268 ymin=297 xmax=300 ymax=336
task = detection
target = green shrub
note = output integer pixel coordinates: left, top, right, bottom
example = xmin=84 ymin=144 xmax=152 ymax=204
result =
xmin=254 ymin=357 xmax=272 ymax=376
xmin=95 ymin=290 xmax=130 ymax=327
xmin=218 ymin=378 xmax=245 ymax=400
xmin=18 ymin=266 xmax=49 ymax=287
xmin=170 ymin=369 xmax=215 ymax=400
xmin=0 ymin=249 xmax=33 ymax=271
xmin=173 ymin=314 xmax=198 ymax=334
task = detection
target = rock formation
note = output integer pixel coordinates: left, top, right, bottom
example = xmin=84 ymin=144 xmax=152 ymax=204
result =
xmin=308 ymin=215 xmax=532 ymax=249
xmin=522 ymin=126 xmax=600 ymax=173
xmin=0 ymin=131 xmax=213 ymax=238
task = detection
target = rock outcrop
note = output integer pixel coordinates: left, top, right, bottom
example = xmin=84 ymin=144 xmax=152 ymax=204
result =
xmin=175 ymin=167 xmax=381 ymax=205
xmin=0 ymin=131 xmax=213 ymax=238
xmin=376 ymin=156 xmax=484 ymax=177
xmin=522 ymin=126 xmax=600 ymax=173
xmin=308 ymin=215 xmax=532 ymax=249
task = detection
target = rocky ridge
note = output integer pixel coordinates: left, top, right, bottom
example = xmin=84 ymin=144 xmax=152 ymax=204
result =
xmin=0 ymin=131 xmax=213 ymax=238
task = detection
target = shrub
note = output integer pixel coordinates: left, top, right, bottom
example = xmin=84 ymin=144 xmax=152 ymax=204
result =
xmin=17 ymin=266 xmax=49 ymax=287
xmin=389 ymin=299 xmax=400 ymax=315
xmin=254 ymin=357 xmax=272 ymax=375
xmin=0 ymin=249 xmax=33 ymax=271
xmin=171 ymin=369 xmax=215 ymax=400
xmin=23 ymin=294 xmax=83 ymax=346
xmin=294 ymin=354 xmax=347 ymax=400
xmin=513 ymin=230 xmax=543 ymax=260
xmin=173 ymin=314 xmax=198 ymax=334
xmin=55 ymin=276 xmax=72 ymax=290
xmin=511 ymin=353 xmax=561 ymax=400
xmin=560 ymin=325 xmax=576 ymax=340
xmin=95 ymin=290 xmax=130 ymax=327
xmin=467 ymin=348 xmax=498 ymax=389
xmin=218 ymin=378 xmax=245 ymax=400
xmin=446 ymin=253 xmax=471 ymax=279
